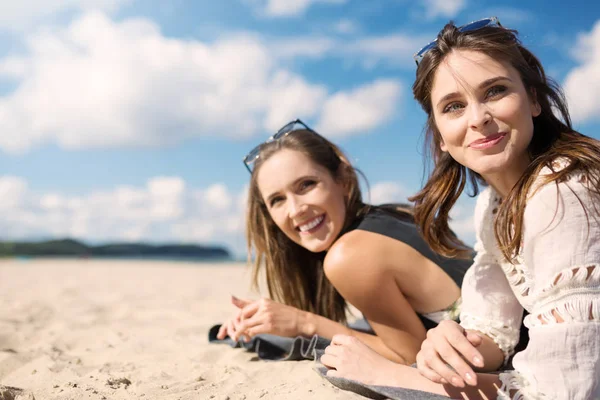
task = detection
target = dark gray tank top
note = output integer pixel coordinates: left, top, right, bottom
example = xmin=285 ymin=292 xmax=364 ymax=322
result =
xmin=347 ymin=206 xmax=473 ymax=329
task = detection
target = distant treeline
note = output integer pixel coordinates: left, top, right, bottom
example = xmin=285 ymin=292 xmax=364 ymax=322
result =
xmin=0 ymin=238 xmax=231 ymax=259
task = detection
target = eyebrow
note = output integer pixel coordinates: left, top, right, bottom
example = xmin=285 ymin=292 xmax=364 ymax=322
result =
xmin=265 ymin=175 xmax=318 ymax=204
xmin=435 ymin=76 xmax=513 ymax=109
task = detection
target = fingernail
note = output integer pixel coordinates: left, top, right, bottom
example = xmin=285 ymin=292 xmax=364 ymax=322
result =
xmin=473 ymin=356 xmax=483 ymax=366
xmin=440 ymin=378 xmax=448 ymax=384
xmin=465 ymin=372 xmax=475 ymax=385
xmin=451 ymin=377 xmax=464 ymax=387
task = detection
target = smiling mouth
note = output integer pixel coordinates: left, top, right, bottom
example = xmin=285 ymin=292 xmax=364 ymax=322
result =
xmin=469 ymin=132 xmax=507 ymax=149
xmin=297 ymin=215 xmax=326 ymax=234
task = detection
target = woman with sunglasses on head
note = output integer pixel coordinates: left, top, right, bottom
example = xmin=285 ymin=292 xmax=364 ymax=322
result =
xmin=216 ymin=119 xmax=473 ymax=365
xmin=320 ymin=17 xmax=600 ymax=399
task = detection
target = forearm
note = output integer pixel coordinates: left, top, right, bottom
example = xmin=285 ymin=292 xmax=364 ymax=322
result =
xmin=300 ymin=312 xmax=411 ymax=364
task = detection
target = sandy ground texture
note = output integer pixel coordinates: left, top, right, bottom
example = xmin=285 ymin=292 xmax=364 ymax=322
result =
xmin=0 ymin=259 xmax=364 ymax=400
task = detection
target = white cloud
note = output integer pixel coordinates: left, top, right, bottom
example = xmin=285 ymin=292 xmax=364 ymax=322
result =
xmin=334 ymin=19 xmax=359 ymax=35
xmin=0 ymin=0 xmax=132 ymax=30
xmin=0 ymin=12 xmax=403 ymax=153
xmin=564 ymin=20 xmax=600 ymax=124
xmin=247 ymin=0 xmax=348 ymax=18
xmin=0 ymin=175 xmax=247 ymax=255
xmin=316 ymin=79 xmax=402 ymax=137
xmin=422 ymin=0 xmax=466 ymax=20
xmin=342 ymin=33 xmax=426 ymax=68
xmin=0 ymin=177 xmax=28 ymax=210
xmin=369 ymin=181 xmax=408 ymax=205
xmin=269 ymin=33 xmax=427 ymax=69
xmin=478 ymin=7 xmax=532 ymax=25
xmin=268 ymin=37 xmax=336 ymax=60
xmin=264 ymin=70 xmax=328 ymax=130
xmin=203 ymin=183 xmax=233 ymax=211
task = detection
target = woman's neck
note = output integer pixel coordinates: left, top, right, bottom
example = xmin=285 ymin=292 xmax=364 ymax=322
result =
xmin=481 ymin=155 xmax=531 ymax=198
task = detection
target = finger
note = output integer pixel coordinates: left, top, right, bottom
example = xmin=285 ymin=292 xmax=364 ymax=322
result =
xmin=244 ymin=323 xmax=273 ymax=339
xmin=331 ymin=334 xmax=354 ymax=346
xmin=325 ymin=369 xmax=341 ymax=378
xmin=324 ymin=344 xmax=342 ymax=356
xmin=445 ymin=329 xmax=484 ymax=371
xmin=227 ymin=321 xmax=238 ymax=341
xmin=465 ymin=331 xmax=484 ymax=350
xmin=431 ymin=335 xmax=478 ymax=386
xmin=319 ymin=353 xmax=337 ymax=369
xmin=418 ymin=363 xmax=445 ymax=384
xmin=231 ymin=295 xmax=252 ymax=309
xmin=240 ymin=302 xmax=261 ymax=319
xmin=236 ymin=315 xmax=264 ymax=335
xmin=232 ymin=315 xmax=243 ymax=335
xmin=216 ymin=323 xmax=228 ymax=340
xmin=416 ymin=351 xmax=444 ymax=384
xmin=424 ymin=350 xmax=466 ymax=388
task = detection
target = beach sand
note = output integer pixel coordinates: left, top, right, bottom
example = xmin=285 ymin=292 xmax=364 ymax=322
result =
xmin=0 ymin=259 xmax=363 ymax=400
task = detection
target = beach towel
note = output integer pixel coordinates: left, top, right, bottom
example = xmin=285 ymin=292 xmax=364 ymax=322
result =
xmin=207 ymin=323 xmax=330 ymax=361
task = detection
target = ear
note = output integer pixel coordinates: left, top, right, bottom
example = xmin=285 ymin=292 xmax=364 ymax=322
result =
xmin=336 ymin=163 xmax=353 ymax=198
xmin=531 ymin=100 xmax=541 ymax=118
xmin=529 ymin=89 xmax=542 ymax=117
xmin=440 ymin=140 xmax=448 ymax=152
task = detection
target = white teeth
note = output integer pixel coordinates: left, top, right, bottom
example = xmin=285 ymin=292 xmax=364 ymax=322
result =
xmin=298 ymin=215 xmax=324 ymax=232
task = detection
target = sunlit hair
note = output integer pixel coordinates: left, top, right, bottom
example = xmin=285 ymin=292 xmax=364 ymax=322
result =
xmin=246 ymin=130 xmax=363 ymax=323
xmin=410 ymin=21 xmax=600 ymax=261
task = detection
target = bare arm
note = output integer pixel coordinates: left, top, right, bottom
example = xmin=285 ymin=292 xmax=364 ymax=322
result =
xmin=299 ymin=311 xmax=412 ymax=363
xmin=322 ymin=231 xmax=438 ymax=365
xmin=227 ymin=295 xmax=405 ymax=362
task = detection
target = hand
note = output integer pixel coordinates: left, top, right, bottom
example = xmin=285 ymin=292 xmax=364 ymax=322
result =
xmin=232 ymin=297 xmax=304 ymax=341
xmin=416 ymin=320 xmax=484 ymax=388
xmin=216 ymin=297 xmax=246 ymax=340
xmin=320 ymin=335 xmax=402 ymax=386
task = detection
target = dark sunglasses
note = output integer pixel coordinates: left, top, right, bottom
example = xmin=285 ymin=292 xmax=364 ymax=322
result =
xmin=413 ymin=17 xmax=502 ymax=65
xmin=243 ymin=119 xmax=317 ymax=173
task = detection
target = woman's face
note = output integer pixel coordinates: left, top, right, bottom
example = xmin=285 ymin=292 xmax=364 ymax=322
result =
xmin=430 ymin=50 xmax=541 ymax=184
xmin=256 ymin=149 xmax=348 ymax=253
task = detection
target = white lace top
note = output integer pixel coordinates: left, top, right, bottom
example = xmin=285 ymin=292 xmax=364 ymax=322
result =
xmin=459 ymin=164 xmax=600 ymax=399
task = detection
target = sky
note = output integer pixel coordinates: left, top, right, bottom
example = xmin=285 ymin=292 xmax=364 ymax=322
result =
xmin=0 ymin=0 xmax=599 ymax=258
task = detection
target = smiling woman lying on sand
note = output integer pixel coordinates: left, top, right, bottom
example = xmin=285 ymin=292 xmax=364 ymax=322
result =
xmin=217 ymin=119 xmax=472 ymax=365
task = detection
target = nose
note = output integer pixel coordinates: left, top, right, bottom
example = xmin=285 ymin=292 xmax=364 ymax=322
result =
xmin=288 ymin=195 xmax=307 ymax=219
xmin=468 ymin=101 xmax=492 ymax=131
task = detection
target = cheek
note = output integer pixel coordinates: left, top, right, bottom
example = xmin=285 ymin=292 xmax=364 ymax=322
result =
xmin=437 ymin=119 xmax=464 ymax=147
xmin=269 ymin=210 xmax=289 ymax=232
xmin=330 ymin=193 xmax=347 ymax=223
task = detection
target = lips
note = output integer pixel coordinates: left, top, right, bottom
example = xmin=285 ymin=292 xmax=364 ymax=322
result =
xmin=469 ymin=132 xmax=507 ymax=149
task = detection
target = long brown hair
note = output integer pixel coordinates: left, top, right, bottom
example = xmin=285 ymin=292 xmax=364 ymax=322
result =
xmin=410 ymin=21 xmax=600 ymax=261
xmin=246 ymin=130 xmax=366 ymax=323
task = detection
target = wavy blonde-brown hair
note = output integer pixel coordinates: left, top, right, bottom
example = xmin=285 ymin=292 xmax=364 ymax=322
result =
xmin=246 ymin=129 xmax=367 ymax=323
xmin=410 ymin=22 xmax=600 ymax=261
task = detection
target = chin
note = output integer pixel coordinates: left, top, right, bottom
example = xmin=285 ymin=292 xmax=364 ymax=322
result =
xmin=469 ymin=157 xmax=511 ymax=176
xmin=304 ymin=238 xmax=333 ymax=253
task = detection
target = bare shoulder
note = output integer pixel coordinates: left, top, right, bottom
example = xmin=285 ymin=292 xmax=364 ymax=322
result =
xmin=323 ymin=229 xmax=423 ymax=279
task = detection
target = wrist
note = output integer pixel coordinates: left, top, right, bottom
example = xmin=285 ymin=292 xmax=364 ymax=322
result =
xmin=297 ymin=310 xmax=317 ymax=337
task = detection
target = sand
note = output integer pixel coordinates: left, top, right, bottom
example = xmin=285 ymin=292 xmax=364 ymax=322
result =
xmin=0 ymin=259 xmax=364 ymax=400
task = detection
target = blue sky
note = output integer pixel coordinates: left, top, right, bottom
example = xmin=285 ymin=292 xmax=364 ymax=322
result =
xmin=1 ymin=0 xmax=599 ymax=257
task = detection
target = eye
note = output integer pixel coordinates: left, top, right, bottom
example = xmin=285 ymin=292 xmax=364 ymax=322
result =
xmin=269 ymin=195 xmax=284 ymax=207
xmin=486 ymin=85 xmax=507 ymax=99
xmin=442 ymin=102 xmax=464 ymax=114
xmin=299 ymin=179 xmax=317 ymax=191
